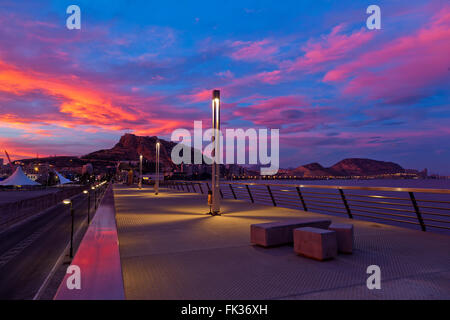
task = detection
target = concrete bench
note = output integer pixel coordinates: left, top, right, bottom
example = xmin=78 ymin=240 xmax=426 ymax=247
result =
xmin=294 ymin=227 xmax=338 ymax=261
xmin=250 ymin=218 xmax=331 ymax=247
xmin=329 ymin=223 xmax=354 ymax=253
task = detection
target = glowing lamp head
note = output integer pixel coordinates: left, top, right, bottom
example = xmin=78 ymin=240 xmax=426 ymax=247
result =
xmin=212 ymin=89 xmax=220 ymax=100
xmin=83 ymin=190 xmax=88 ymax=194
xmin=63 ymin=199 xmax=71 ymax=205
xmin=91 ymin=186 xmax=95 ymax=190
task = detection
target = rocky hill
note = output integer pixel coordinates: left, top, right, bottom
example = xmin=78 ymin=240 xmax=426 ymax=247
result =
xmin=81 ymin=133 xmax=205 ymax=169
xmin=330 ymin=158 xmax=404 ymax=176
xmin=290 ymin=162 xmax=337 ymax=177
xmin=17 ymin=134 xmax=408 ymax=177
xmin=82 ymin=134 xmax=175 ymax=165
xmin=288 ymin=158 xmax=405 ymax=177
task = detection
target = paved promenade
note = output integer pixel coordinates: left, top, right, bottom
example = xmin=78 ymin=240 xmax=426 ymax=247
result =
xmin=113 ymin=184 xmax=450 ymax=300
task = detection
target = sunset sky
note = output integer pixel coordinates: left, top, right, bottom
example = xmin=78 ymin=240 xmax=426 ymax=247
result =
xmin=0 ymin=0 xmax=448 ymax=173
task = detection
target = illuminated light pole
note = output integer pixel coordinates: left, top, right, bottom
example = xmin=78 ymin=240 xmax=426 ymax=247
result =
xmin=63 ymin=199 xmax=74 ymax=258
xmin=211 ymin=90 xmax=221 ymax=215
xmin=139 ymin=154 xmax=143 ymax=189
xmin=155 ymin=141 xmax=160 ymax=195
xmin=92 ymin=186 xmax=97 ymax=210
xmin=83 ymin=190 xmax=90 ymax=224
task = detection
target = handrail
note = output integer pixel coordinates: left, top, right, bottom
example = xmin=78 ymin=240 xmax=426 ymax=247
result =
xmin=166 ymin=180 xmax=450 ymax=233
xmin=168 ymin=180 xmax=450 ymax=194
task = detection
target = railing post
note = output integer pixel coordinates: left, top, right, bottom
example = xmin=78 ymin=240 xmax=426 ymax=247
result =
xmin=191 ymin=182 xmax=195 ymax=193
xmin=229 ymin=184 xmax=237 ymax=199
xmin=219 ymin=188 xmax=224 ymax=199
xmin=186 ymin=183 xmax=190 ymax=192
xmin=339 ymin=189 xmax=353 ymax=219
xmin=296 ymin=187 xmax=307 ymax=211
xmin=267 ymin=185 xmax=276 ymax=206
xmin=246 ymin=185 xmax=254 ymax=203
xmin=198 ymin=183 xmax=203 ymax=194
xmin=206 ymin=183 xmax=211 ymax=192
xmin=409 ymin=192 xmax=426 ymax=231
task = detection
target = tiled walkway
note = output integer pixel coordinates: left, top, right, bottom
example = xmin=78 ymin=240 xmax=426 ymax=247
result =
xmin=113 ymin=185 xmax=450 ymax=300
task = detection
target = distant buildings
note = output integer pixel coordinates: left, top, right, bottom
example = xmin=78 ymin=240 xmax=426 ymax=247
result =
xmin=82 ymin=163 xmax=93 ymax=175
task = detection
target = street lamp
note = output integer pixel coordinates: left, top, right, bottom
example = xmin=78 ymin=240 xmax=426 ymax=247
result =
xmin=139 ymin=154 xmax=143 ymax=189
xmin=155 ymin=141 xmax=160 ymax=195
xmin=83 ymin=190 xmax=90 ymax=224
xmin=211 ymin=90 xmax=221 ymax=215
xmin=92 ymin=186 xmax=97 ymax=210
xmin=63 ymin=199 xmax=74 ymax=258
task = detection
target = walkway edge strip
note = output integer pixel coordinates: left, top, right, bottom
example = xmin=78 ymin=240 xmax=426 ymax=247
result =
xmin=53 ymin=184 xmax=125 ymax=300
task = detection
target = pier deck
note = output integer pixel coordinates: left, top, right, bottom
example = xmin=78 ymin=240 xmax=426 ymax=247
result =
xmin=113 ymin=184 xmax=450 ymax=299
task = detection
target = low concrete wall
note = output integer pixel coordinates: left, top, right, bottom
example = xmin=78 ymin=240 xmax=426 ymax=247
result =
xmin=54 ymin=184 xmax=125 ymax=300
xmin=0 ymin=186 xmax=85 ymax=232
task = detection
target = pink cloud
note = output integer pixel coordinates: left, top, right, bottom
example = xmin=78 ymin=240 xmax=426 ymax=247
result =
xmin=255 ymin=70 xmax=282 ymax=84
xmin=229 ymin=39 xmax=279 ymax=62
xmin=232 ymin=95 xmax=330 ymax=129
xmin=183 ymin=69 xmax=284 ymax=104
xmin=181 ymin=89 xmax=212 ymax=103
xmin=287 ymin=24 xmax=374 ymax=72
xmin=215 ymin=70 xmax=234 ymax=78
xmin=324 ymin=6 xmax=450 ymax=102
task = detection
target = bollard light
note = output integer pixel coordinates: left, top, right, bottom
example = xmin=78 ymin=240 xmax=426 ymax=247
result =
xmin=83 ymin=190 xmax=91 ymax=224
xmin=92 ymin=186 xmax=97 ymax=209
xmin=63 ymin=198 xmax=74 ymax=258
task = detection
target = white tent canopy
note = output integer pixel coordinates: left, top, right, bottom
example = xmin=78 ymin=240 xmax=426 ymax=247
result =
xmin=0 ymin=166 xmax=41 ymax=186
xmin=55 ymin=171 xmax=72 ymax=184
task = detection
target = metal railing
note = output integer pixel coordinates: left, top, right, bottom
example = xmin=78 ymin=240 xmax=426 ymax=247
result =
xmin=166 ymin=180 xmax=450 ymax=233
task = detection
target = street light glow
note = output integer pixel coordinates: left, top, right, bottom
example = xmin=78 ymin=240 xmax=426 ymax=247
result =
xmin=155 ymin=140 xmax=160 ymax=195
xmin=211 ymin=89 xmax=221 ymax=215
xmin=139 ymin=154 xmax=143 ymax=189
xmin=63 ymin=199 xmax=71 ymax=205
xmin=83 ymin=190 xmax=88 ymax=194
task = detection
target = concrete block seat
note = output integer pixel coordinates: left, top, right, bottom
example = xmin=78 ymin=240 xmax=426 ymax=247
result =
xmin=250 ymin=218 xmax=331 ymax=247
xmin=294 ymin=227 xmax=338 ymax=261
xmin=329 ymin=223 xmax=354 ymax=253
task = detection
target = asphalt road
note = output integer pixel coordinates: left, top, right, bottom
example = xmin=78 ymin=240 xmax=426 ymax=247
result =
xmin=0 ymin=189 xmax=60 ymax=205
xmin=0 ymin=191 xmax=96 ymax=299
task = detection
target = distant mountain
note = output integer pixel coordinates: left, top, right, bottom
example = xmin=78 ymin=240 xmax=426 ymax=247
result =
xmin=287 ymin=158 xmax=405 ymax=177
xmin=19 ymin=156 xmax=85 ymax=167
xmin=330 ymin=158 xmax=404 ymax=176
xmin=17 ymin=134 xmax=409 ymax=177
xmin=82 ymin=134 xmax=175 ymax=165
xmin=290 ymin=162 xmax=337 ymax=177
xmin=81 ymin=133 xmax=205 ymax=169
